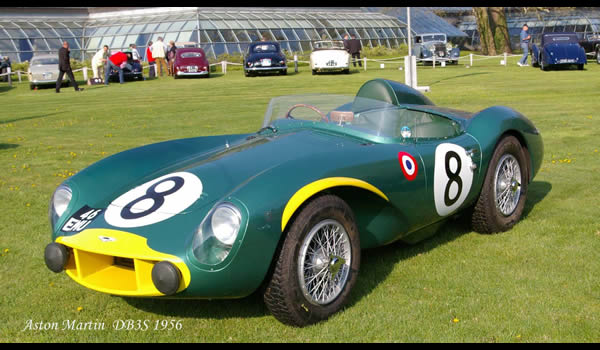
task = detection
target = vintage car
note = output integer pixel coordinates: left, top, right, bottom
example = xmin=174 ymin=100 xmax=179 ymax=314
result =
xmin=244 ymin=41 xmax=287 ymax=76
xmin=108 ymin=49 xmax=143 ymax=81
xmin=412 ymin=33 xmax=460 ymax=65
xmin=310 ymin=40 xmax=351 ymax=74
xmin=578 ymin=33 xmax=600 ymax=64
xmin=531 ymin=32 xmax=587 ymax=70
xmin=45 ymin=79 xmax=543 ymax=327
xmin=28 ymin=54 xmax=69 ymax=90
xmin=173 ymin=48 xmax=210 ymax=78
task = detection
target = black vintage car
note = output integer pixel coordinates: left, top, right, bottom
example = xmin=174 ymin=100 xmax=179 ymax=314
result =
xmin=578 ymin=33 xmax=600 ymax=64
xmin=108 ymin=50 xmax=144 ymax=82
xmin=243 ymin=41 xmax=287 ymax=77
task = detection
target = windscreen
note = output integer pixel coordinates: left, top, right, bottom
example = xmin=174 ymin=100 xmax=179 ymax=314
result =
xmin=251 ymin=44 xmax=278 ymax=53
xmin=262 ymin=94 xmax=461 ymax=140
xmin=422 ymin=34 xmax=446 ymax=43
xmin=32 ymin=57 xmax=59 ymax=66
xmin=180 ymin=52 xmax=203 ymax=58
xmin=314 ymin=41 xmax=345 ymax=50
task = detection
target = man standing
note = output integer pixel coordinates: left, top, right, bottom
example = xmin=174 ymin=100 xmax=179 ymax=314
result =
xmin=91 ymin=45 xmax=108 ymax=79
xmin=517 ymin=24 xmax=531 ymax=67
xmin=56 ymin=41 xmax=83 ymax=93
xmin=348 ymin=34 xmax=362 ymax=67
xmin=104 ymin=51 xmax=131 ymax=85
xmin=151 ymin=37 xmax=168 ymax=77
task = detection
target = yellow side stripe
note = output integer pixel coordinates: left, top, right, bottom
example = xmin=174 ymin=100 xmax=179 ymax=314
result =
xmin=281 ymin=177 xmax=389 ymax=232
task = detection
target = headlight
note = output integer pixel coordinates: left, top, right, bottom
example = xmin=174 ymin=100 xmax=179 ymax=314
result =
xmin=211 ymin=204 xmax=241 ymax=246
xmin=192 ymin=202 xmax=243 ymax=265
xmin=49 ymin=184 xmax=72 ymax=229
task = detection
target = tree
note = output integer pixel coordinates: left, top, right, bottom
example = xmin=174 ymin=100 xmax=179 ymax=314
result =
xmin=473 ymin=7 xmax=512 ymax=55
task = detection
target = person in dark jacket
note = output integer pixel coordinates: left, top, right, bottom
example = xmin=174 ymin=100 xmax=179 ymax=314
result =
xmin=56 ymin=41 xmax=83 ymax=93
xmin=348 ymin=34 xmax=362 ymax=67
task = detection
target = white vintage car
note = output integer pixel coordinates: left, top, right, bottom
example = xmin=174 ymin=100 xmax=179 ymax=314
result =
xmin=28 ymin=54 xmax=69 ymax=90
xmin=310 ymin=41 xmax=350 ymax=75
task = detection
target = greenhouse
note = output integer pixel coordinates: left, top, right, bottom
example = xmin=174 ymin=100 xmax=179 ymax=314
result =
xmin=0 ymin=7 xmax=409 ymax=63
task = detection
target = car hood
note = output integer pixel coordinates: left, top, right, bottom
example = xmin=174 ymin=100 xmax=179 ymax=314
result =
xmin=65 ymin=129 xmax=358 ymax=219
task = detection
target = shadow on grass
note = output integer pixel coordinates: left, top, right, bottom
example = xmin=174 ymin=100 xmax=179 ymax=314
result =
xmin=428 ymin=72 xmax=492 ymax=86
xmin=0 ymin=143 xmax=19 ymax=150
xmin=1 ymin=112 xmax=60 ymax=125
xmin=124 ymin=181 xmax=551 ymax=322
xmin=0 ymin=84 xmax=15 ymax=93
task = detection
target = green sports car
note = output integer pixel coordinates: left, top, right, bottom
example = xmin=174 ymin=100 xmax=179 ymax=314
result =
xmin=45 ymin=79 xmax=543 ymax=326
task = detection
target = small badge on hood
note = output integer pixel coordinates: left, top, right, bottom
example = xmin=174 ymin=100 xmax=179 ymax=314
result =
xmin=98 ymin=236 xmax=116 ymax=242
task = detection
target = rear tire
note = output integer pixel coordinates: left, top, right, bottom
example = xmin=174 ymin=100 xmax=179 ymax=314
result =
xmin=264 ymin=195 xmax=360 ymax=327
xmin=472 ymin=136 xmax=529 ymax=234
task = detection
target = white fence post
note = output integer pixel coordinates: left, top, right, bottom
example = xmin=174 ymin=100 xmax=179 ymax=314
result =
xmin=504 ymin=52 xmax=508 ymax=67
xmin=221 ymin=61 xmax=227 ymax=74
xmin=470 ymin=53 xmax=473 ymax=66
xmin=7 ymin=67 xmax=11 ymax=86
xmin=433 ymin=55 xmax=436 ymax=68
xmin=294 ymin=55 xmax=298 ymax=73
xmin=363 ymin=57 xmax=367 ymax=71
xmin=83 ymin=67 xmax=88 ymax=81
xmin=17 ymin=70 xmax=21 ymax=83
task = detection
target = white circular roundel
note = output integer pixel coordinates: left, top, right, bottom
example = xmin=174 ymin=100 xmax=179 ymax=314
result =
xmin=433 ymin=143 xmax=473 ymax=217
xmin=104 ymin=172 xmax=203 ymax=228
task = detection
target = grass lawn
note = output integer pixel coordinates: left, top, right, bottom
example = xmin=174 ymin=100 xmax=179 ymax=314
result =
xmin=1 ymin=54 xmax=599 ymax=342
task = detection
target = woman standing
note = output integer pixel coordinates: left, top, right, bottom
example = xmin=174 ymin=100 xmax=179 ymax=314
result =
xmin=167 ymin=41 xmax=177 ymax=76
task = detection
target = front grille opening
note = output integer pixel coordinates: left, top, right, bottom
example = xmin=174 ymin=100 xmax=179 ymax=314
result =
xmin=113 ymin=257 xmax=135 ymax=269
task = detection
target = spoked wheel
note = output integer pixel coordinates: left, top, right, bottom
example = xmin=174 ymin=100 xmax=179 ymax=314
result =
xmin=472 ymin=135 xmax=529 ymax=234
xmin=264 ymin=195 xmax=360 ymax=327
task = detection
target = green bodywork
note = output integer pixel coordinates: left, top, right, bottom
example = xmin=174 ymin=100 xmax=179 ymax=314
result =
xmin=50 ymin=79 xmax=543 ymax=299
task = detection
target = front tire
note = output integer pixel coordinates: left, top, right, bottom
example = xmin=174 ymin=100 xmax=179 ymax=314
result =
xmin=264 ymin=195 xmax=360 ymax=327
xmin=472 ymin=135 xmax=529 ymax=234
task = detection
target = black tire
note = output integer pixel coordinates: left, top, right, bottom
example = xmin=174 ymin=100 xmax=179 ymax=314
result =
xmin=280 ymin=69 xmax=287 ymax=75
xmin=472 ymin=135 xmax=529 ymax=234
xmin=311 ymin=69 xmax=316 ymax=75
xmin=540 ymin=54 xmax=548 ymax=71
xmin=596 ymin=49 xmax=600 ymax=64
xmin=263 ymin=195 xmax=360 ymax=327
xmin=577 ymin=64 xmax=584 ymax=71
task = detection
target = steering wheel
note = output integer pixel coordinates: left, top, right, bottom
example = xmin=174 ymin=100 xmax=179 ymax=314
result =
xmin=285 ymin=104 xmax=328 ymax=123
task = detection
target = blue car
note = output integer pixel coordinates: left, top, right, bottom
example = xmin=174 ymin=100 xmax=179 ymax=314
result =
xmin=243 ymin=41 xmax=287 ymax=77
xmin=531 ymin=32 xmax=587 ymax=71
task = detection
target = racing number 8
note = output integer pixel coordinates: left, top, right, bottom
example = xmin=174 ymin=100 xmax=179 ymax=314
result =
xmin=444 ymin=151 xmax=463 ymax=207
xmin=120 ymin=176 xmax=185 ymax=219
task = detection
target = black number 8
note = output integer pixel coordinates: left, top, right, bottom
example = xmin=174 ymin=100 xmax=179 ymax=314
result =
xmin=444 ymin=151 xmax=463 ymax=207
xmin=121 ymin=176 xmax=185 ymax=220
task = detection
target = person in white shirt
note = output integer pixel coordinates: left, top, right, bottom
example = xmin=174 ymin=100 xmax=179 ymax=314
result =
xmin=151 ymin=37 xmax=168 ymax=77
xmin=129 ymin=43 xmax=140 ymax=61
xmin=91 ymin=45 xmax=108 ymax=79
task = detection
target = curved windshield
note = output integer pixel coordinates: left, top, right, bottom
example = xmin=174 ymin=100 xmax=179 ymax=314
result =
xmin=180 ymin=52 xmax=203 ymax=58
xmin=250 ymin=44 xmax=279 ymax=53
xmin=314 ymin=41 xmax=345 ymax=50
xmin=262 ymin=94 xmax=461 ymax=140
xmin=32 ymin=57 xmax=59 ymax=66
xmin=421 ymin=34 xmax=447 ymax=43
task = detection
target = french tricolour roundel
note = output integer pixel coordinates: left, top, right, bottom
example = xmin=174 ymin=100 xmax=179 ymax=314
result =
xmin=398 ymin=152 xmax=418 ymax=181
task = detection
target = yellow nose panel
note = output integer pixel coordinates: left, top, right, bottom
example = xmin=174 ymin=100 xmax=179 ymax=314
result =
xmin=56 ymin=228 xmax=191 ymax=297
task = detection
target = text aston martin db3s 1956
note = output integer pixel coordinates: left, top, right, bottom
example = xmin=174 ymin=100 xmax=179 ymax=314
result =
xmin=45 ymin=79 xmax=543 ymax=327
xmin=310 ymin=40 xmax=351 ymax=75
xmin=412 ymin=33 xmax=460 ymax=65
xmin=531 ymin=32 xmax=587 ymax=71
xmin=173 ymin=48 xmax=210 ymax=78
xmin=244 ymin=41 xmax=287 ymax=76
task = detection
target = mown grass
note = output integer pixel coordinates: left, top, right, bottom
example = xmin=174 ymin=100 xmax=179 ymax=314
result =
xmin=1 ymin=54 xmax=599 ymax=342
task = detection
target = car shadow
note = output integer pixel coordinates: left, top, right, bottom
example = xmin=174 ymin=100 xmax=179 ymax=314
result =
xmin=124 ymin=180 xmax=551 ymax=322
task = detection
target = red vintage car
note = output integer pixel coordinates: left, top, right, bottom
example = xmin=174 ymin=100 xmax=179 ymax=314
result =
xmin=173 ymin=48 xmax=210 ymax=78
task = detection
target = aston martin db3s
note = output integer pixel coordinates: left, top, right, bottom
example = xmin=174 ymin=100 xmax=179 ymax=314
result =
xmin=45 ymin=79 xmax=543 ymax=327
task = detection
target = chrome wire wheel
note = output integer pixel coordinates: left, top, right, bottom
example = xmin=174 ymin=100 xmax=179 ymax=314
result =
xmin=298 ymin=219 xmax=351 ymax=306
xmin=494 ymin=154 xmax=522 ymax=216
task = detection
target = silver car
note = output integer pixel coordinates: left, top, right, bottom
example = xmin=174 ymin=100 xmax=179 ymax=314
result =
xmin=28 ymin=54 xmax=69 ymax=90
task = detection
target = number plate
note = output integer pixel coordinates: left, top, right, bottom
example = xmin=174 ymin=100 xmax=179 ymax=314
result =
xmin=188 ymin=66 xmax=198 ymax=72
xmin=43 ymin=72 xmax=53 ymax=79
xmin=261 ymin=59 xmax=272 ymax=67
